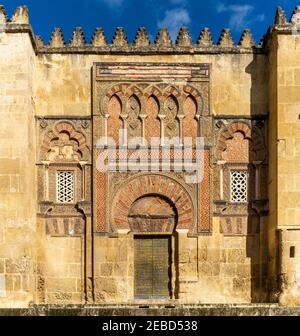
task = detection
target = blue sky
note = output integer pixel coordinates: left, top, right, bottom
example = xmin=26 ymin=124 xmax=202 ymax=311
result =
xmin=3 ymin=0 xmax=299 ymax=44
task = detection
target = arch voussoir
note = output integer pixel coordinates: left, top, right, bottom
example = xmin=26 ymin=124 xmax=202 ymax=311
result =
xmin=111 ymin=174 xmax=194 ymax=233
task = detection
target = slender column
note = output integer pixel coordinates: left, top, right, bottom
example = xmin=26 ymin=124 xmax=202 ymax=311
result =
xmin=79 ymin=161 xmax=88 ymax=201
xmin=104 ymin=113 xmax=109 ymax=146
xmin=85 ymin=215 xmax=93 ymax=303
xmin=178 ymin=115 xmax=184 ymax=145
xmin=41 ymin=161 xmax=50 ymax=201
xmin=218 ymin=160 xmax=226 ymax=200
xmin=253 ymin=161 xmax=262 ymax=199
xmin=158 ymin=115 xmax=165 ymax=146
xmin=78 ymin=202 xmax=93 ymax=303
xmin=139 ymin=114 xmax=147 ymax=145
xmin=120 ymin=115 xmax=128 ymax=146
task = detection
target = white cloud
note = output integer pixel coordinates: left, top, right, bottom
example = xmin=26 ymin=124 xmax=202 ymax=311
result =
xmin=216 ymin=3 xmax=265 ymax=31
xmin=97 ymin=0 xmax=124 ymax=8
xmin=169 ymin=0 xmax=187 ymax=4
xmin=216 ymin=3 xmax=227 ymax=13
xmin=157 ymin=8 xmax=191 ymax=40
xmin=256 ymin=14 xmax=265 ymax=23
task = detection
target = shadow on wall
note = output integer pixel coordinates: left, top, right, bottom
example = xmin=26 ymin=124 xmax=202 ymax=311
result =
xmin=246 ymin=55 xmax=269 ymax=302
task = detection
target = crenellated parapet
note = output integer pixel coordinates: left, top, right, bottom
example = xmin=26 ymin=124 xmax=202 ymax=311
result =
xmin=37 ymin=25 xmax=263 ymax=54
xmin=0 ymin=4 xmax=8 ymax=24
xmin=272 ymin=5 xmax=300 ymax=34
xmin=2 ymin=4 xmax=300 ymax=55
xmin=1 ymin=5 xmax=29 ymax=25
xmin=238 ymin=29 xmax=256 ymax=48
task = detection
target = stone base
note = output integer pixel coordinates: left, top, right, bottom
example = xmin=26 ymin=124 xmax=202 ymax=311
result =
xmin=279 ymin=290 xmax=300 ymax=306
xmin=0 ymin=304 xmax=300 ymax=316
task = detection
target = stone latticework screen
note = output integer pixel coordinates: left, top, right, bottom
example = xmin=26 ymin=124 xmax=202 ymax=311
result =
xmin=57 ymin=171 xmax=74 ymax=203
xmin=230 ymin=170 xmax=248 ymax=203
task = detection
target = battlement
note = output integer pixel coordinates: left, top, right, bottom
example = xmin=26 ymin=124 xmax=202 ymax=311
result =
xmin=1 ymin=4 xmax=300 ymax=55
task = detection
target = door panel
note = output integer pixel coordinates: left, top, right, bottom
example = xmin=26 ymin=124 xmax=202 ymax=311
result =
xmin=134 ymin=238 xmax=153 ymax=297
xmin=152 ymin=238 xmax=170 ymax=297
xmin=134 ymin=236 xmax=171 ymax=299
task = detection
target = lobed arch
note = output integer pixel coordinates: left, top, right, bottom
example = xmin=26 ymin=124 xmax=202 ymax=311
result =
xmin=107 ymin=94 xmax=123 ymax=142
xmin=124 ymin=84 xmax=144 ymax=98
xmin=163 ymin=94 xmax=180 ymax=139
xmin=111 ymin=174 xmax=195 ymax=233
xmin=217 ymin=121 xmax=266 ymax=162
xmin=126 ymin=93 xmax=142 ymax=113
xmin=101 ymin=83 xmax=205 ymax=117
xmin=162 ymin=85 xmax=181 ymax=98
xmin=126 ymin=94 xmax=143 ymax=140
xmin=100 ymin=83 xmax=131 ymax=116
xmin=183 ymin=95 xmax=198 ymax=142
xmin=183 ymin=85 xmax=204 ymax=116
xmin=144 ymin=85 xmax=163 ymax=100
xmin=42 ymin=121 xmax=90 ymax=162
xmin=164 ymin=94 xmax=179 ymax=111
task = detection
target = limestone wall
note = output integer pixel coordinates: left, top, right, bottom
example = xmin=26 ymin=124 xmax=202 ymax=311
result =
xmin=92 ymin=219 xmax=267 ymax=304
xmin=0 ymin=32 xmax=37 ymax=307
xmin=268 ymin=32 xmax=300 ymax=304
xmin=31 ymin=31 xmax=270 ymax=306
xmin=277 ymin=34 xmax=300 ymax=227
xmin=34 ymin=53 xmax=267 ymax=118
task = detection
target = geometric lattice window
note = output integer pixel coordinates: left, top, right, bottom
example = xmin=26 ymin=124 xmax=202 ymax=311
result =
xmin=57 ymin=171 xmax=74 ymax=203
xmin=230 ymin=170 xmax=248 ymax=203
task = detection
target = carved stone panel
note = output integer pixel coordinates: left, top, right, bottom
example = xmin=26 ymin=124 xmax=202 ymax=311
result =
xmin=37 ymin=118 xmax=92 ymax=235
xmin=220 ymin=216 xmax=260 ymax=236
xmin=164 ymin=96 xmax=179 ymax=140
xmin=127 ymin=95 xmax=142 ymax=140
xmin=93 ymin=63 xmax=211 ymax=234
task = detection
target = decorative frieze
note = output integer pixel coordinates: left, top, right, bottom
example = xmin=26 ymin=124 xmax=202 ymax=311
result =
xmin=220 ymin=216 xmax=260 ymax=236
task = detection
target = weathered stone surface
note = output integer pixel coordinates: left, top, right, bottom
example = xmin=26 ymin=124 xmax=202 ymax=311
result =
xmin=197 ymin=28 xmax=214 ymax=47
xmin=91 ymin=28 xmax=107 ymax=47
xmin=70 ymin=27 xmax=86 ymax=47
xmin=49 ymin=28 xmax=65 ymax=48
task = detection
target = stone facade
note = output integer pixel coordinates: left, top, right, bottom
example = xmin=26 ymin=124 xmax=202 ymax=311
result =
xmin=0 ymin=5 xmax=300 ymax=307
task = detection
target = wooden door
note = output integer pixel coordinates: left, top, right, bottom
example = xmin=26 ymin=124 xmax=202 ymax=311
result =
xmin=134 ymin=236 xmax=171 ymax=299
